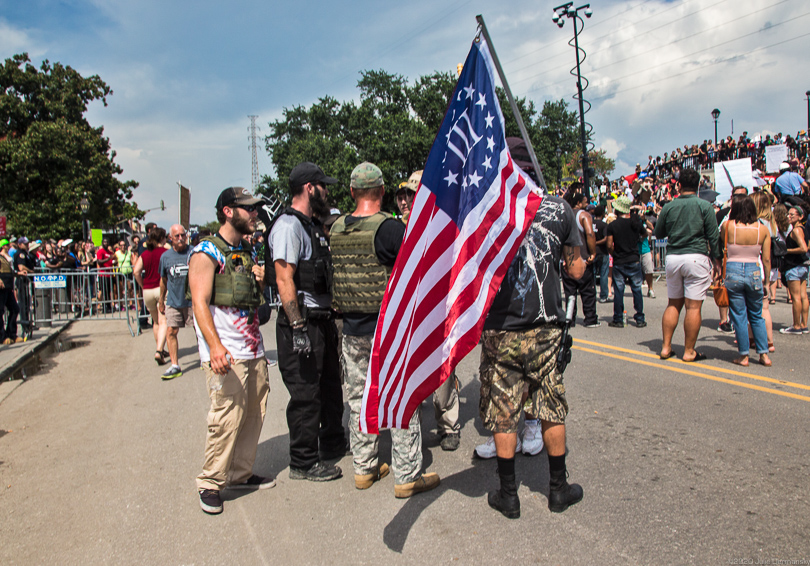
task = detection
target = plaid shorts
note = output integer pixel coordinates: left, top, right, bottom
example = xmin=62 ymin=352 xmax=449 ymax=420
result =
xmin=479 ymin=324 xmax=568 ymax=433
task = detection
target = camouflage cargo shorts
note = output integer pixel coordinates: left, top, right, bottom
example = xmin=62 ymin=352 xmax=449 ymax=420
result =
xmin=479 ymin=324 xmax=568 ymax=433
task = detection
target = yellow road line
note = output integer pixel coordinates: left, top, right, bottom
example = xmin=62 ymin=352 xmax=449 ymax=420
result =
xmin=574 ymin=338 xmax=810 ymax=392
xmin=572 ymin=346 xmax=810 ymax=404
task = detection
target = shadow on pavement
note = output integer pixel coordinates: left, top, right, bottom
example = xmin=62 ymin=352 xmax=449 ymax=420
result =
xmin=382 ymin=451 xmax=555 ymax=553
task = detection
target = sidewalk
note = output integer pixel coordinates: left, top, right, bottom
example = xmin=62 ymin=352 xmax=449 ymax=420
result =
xmin=0 ymin=321 xmax=71 ymax=404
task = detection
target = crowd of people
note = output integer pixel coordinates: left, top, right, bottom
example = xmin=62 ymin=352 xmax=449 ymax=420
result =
xmin=562 ymin=161 xmax=810 ymax=369
xmin=10 ymin=144 xmax=808 ymax=523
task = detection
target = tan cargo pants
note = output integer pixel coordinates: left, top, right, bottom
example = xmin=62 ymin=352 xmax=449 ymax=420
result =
xmin=196 ymin=358 xmax=270 ymax=491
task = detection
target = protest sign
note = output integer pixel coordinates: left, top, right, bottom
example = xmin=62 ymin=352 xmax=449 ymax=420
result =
xmin=713 ymin=158 xmax=753 ymax=203
xmin=765 ymin=144 xmax=788 ymax=173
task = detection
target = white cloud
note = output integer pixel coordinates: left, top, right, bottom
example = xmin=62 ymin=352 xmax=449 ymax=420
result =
xmin=599 ymin=138 xmax=626 ymax=161
xmin=0 ymin=19 xmax=47 ymax=58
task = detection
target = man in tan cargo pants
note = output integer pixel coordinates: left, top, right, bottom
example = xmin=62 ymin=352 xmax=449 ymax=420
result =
xmin=189 ymin=187 xmax=274 ymax=515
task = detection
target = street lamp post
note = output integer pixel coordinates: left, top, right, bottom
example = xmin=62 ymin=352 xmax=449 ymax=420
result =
xmin=553 ymin=2 xmax=593 ymax=200
xmin=805 ymin=91 xmax=810 ymax=135
xmin=711 ymin=108 xmax=721 ymax=147
xmin=80 ymin=192 xmax=90 ymax=241
xmin=556 ymin=147 xmax=563 ymax=189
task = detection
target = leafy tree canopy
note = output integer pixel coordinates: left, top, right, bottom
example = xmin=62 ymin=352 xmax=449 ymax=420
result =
xmin=262 ymin=68 xmax=587 ymax=213
xmin=0 ymin=53 xmax=141 ymax=239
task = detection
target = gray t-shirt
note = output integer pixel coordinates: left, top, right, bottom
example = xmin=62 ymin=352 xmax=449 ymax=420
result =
xmin=268 ymin=214 xmax=331 ymax=309
xmin=159 ymin=247 xmax=192 ymax=309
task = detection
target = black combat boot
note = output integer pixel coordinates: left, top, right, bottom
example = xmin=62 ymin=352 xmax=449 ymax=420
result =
xmin=547 ymin=454 xmax=583 ymax=513
xmin=488 ymin=456 xmax=520 ymax=519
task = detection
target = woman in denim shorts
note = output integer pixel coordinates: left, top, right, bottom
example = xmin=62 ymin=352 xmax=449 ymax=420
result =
xmin=780 ymin=206 xmax=809 ymax=335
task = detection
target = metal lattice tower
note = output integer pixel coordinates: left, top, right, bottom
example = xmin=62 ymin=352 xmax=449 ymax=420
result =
xmin=248 ymin=115 xmax=260 ymax=191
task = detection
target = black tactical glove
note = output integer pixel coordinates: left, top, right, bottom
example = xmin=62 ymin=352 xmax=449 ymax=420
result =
xmin=292 ymin=326 xmax=312 ymax=356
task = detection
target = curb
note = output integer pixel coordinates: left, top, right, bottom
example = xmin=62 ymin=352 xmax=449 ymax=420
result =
xmin=0 ymin=321 xmax=73 ymax=404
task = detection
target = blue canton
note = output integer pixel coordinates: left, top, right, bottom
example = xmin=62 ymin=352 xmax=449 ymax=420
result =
xmin=421 ymin=40 xmax=505 ymax=227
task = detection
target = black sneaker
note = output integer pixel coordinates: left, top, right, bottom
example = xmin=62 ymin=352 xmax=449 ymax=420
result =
xmin=635 ymin=321 xmax=647 ymax=328
xmin=440 ymin=432 xmax=460 ymax=451
xmin=608 ymin=321 xmax=624 ymax=328
xmin=289 ymin=461 xmax=342 ymax=482
xmin=718 ymin=322 xmax=733 ymax=333
xmin=199 ymin=489 xmax=223 ymax=514
xmin=229 ymin=474 xmax=276 ymax=490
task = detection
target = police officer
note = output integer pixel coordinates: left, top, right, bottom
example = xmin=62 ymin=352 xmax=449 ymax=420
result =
xmin=332 ymin=162 xmax=440 ymax=497
xmin=397 ymin=170 xmax=461 ymax=451
xmin=481 ymin=194 xmax=586 ymax=518
xmin=267 ymin=162 xmax=346 ymax=482
xmin=189 ymin=187 xmax=273 ymax=515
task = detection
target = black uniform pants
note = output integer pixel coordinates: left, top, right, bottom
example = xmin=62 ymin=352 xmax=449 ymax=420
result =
xmin=276 ymin=312 xmax=345 ymax=470
xmin=562 ymin=263 xmax=598 ymax=326
xmin=0 ymin=286 xmax=19 ymax=341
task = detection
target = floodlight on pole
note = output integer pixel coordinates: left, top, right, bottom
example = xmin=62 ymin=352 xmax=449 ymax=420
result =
xmin=553 ymin=2 xmax=594 ymax=199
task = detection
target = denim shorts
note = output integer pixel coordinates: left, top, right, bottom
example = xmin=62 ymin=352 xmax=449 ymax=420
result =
xmin=785 ymin=265 xmax=809 ymax=281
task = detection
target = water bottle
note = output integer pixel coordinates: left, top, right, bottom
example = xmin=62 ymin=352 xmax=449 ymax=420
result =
xmin=209 ymin=354 xmax=231 ymax=391
xmin=622 ymin=311 xmax=627 ymax=325
xmin=210 ymin=373 xmax=224 ymax=391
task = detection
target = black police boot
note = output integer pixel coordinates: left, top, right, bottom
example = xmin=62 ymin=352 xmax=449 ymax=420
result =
xmin=488 ymin=473 xmax=520 ymax=519
xmin=548 ymin=470 xmax=583 ymax=513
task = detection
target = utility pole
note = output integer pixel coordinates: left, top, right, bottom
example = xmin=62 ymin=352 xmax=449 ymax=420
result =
xmin=248 ymin=115 xmax=260 ymax=191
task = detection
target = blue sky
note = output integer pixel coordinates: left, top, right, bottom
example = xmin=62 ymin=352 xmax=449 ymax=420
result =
xmin=2 ymin=0 xmax=808 ymax=227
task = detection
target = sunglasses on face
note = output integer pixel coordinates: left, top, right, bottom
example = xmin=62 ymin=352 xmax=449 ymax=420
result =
xmin=232 ymin=204 xmax=259 ymax=213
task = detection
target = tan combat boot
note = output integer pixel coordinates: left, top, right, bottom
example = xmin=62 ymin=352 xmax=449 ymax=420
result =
xmin=354 ymin=463 xmax=390 ymax=490
xmin=394 ymin=472 xmax=440 ymax=498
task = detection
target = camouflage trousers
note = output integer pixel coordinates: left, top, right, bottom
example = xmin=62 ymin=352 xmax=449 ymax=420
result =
xmin=479 ymin=324 xmax=568 ymax=433
xmin=342 ymin=334 xmax=422 ymax=485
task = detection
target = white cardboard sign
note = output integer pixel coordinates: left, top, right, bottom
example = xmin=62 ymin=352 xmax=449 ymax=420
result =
xmin=713 ymin=158 xmax=753 ymax=203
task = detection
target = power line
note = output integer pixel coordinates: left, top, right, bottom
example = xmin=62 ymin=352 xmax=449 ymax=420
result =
xmin=511 ymin=0 xmax=793 ymax=89
xmin=510 ymin=0 xmax=735 ymax=83
xmin=524 ymin=10 xmax=810 ymax=96
xmin=503 ymin=0 xmax=703 ymax=68
xmin=587 ymin=30 xmax=810 ymax=103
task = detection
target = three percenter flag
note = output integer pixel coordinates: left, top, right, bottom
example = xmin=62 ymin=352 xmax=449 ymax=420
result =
xmin=360 ymin=33 xmax=543 ymax=434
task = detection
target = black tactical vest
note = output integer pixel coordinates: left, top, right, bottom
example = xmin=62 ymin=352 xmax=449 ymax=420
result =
xmin=264 ymin=207 xmax=333 ymax=296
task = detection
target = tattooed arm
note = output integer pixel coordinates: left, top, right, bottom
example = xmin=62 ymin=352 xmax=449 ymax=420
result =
xmin=562 ymin=245 xmax=586 ymax=280
xmin=274 ymin=259 xmax=304 ymax=326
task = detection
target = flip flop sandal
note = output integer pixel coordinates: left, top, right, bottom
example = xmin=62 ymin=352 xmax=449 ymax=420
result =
xmin=683 ymin=352 xmax=707 ymax=363
xmin=659 ymin=351 xmax=677 ymax=360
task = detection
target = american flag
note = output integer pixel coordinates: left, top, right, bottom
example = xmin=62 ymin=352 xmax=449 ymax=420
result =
xmin=359 ymin=35 xmax=543 ymax=434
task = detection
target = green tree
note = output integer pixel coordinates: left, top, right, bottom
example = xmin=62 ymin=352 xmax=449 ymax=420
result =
xmin=262 ymin=70 xmax=586 ymax=210
xmin=0 ymin=53 xmax=141 ymax=239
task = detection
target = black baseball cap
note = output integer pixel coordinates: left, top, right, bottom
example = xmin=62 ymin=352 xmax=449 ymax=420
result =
xmin=289 ymin=162 xmax=338 ymax=189
xmin=216 ymin=187 xmax=262 ymax=211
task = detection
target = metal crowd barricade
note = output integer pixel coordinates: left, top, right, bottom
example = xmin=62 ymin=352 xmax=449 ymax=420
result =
xmin=29 ymin=268 xmax=142 ymax=336
xmin=652 ymin=238 xmax=668 ymax=281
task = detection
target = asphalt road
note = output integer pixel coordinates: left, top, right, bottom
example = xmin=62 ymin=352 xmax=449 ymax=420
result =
xmin=1 ymin=290 xmax=809 ymax=565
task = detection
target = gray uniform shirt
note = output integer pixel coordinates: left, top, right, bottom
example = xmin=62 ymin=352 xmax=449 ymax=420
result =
xmin=268 ymin=214 xmax=331 ymax=309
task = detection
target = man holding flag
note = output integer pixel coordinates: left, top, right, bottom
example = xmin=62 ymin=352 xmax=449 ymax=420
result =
xmin=359 ymin=33 xmax=542 ymax=439
xmin=481 ymin=194 xmax=586 ymax=518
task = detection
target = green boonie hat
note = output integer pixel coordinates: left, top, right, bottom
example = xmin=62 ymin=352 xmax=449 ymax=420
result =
xmin=351 ymin=162 xmax=384 ymax=189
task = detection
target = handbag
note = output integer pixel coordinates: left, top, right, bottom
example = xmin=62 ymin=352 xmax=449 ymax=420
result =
xmin=711 ymin=223 xmax=729 ymax=308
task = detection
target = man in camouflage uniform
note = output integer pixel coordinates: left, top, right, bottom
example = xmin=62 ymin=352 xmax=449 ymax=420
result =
xmin=481 ymin=194 xmax=586 ymax=518
xmin=332 ymin=162 xmax=440 ymax=497
xmin=397 ymin=170 xmax=461 ymax=451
